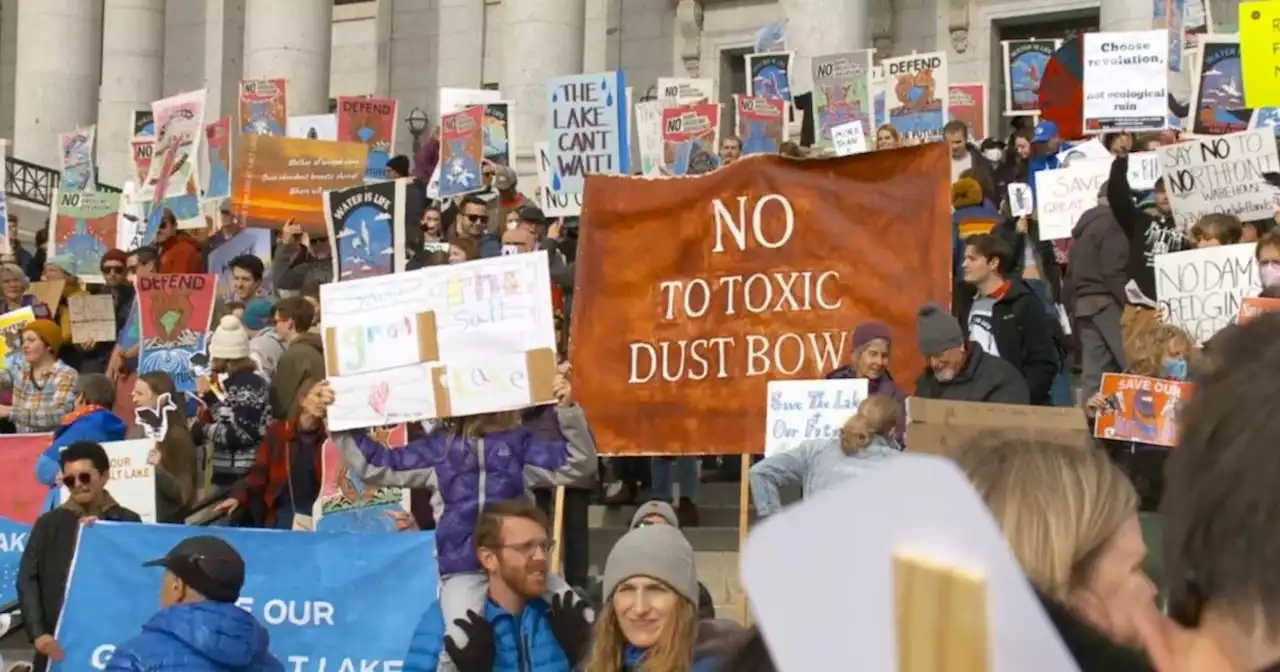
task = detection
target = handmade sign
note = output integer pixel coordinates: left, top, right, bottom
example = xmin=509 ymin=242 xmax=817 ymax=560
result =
xmin=438 ymin=106 xmax=486 ymax=198
xmin=59 ymin=439 xmax=156 ymax=523
xmin=132 ymin=109 xmax=155 ymax=137
xmin=534 ymin=141 xmax=584 ymax=218
xmin=764 ymin=379 xmax=868 ymax=456
xmin=1001 ymin=39 xmax=1059 ymax=115
xmin=204 ymin=117 xmax=232 ymax=200
xmin=1241 ymin=1 xmax=1280 ymax=109
xmin=831 ymin=121 xmax=868 ymax=156
xmin=1191 ymin=36 xmax=1251 ymax=135
xmin=1033 ymin=159 xmax=1112 ymax=240
xmin=239 ymin=78 xmax=287 ymax=136
xmin=1239 ymin=296 xmax=1280 ymax=323
xmin=136 ymin=274 xmax=217 ymax=393
xmin=482 ymin=102 xmax=514 ymax=166
xmin=1082 ymin=30 xmax=1169 ymax=133
xmin=323 ymin=180 xmax=408 ymax=280
xmin=145 ymin=89 xmax=207 ymax=202
xmin=49 ymin=189 xmax=121 ymax=284
xmin=1093 ymin=373 xmax=1192 ymax=447
xmin=810 ymin=51 xmax=873 ymax=150
xmin=67 ymin=294 xmax=116 ymax=344
xmin=0 ymin=433 xmax=55 ymax=605
xmin=880 ymin=52 xmax=949 ymax=143
xmin=1125 ymin=151 xmax=1163 ymax=191
xmin=948 ymin=83 xmax=986 ymax=139
xmin=58 ymin=126 xmax=97 ymax=191
xmin=314 ymin=428 xmax=408 ymax=532
xmin=1157 ymin=128 xmax=1279 ymax=229
xmin=1155 ymin=243 xmax=1261 ymax=343
xmin=656 ymin=77 xmax=715 ymax=106
xmin=546 ymin=71 xmax=630 ymax=198
xmin=735 ymin=95 xmax=787 ymax=155
xmin=1008 ymin=183 xmax=1033 ymax=217
xmin=130 ymin=138 xmax=154 ymax=184
xmin=571 ymin=145 xmax=952 ymax=455
xmin=0 ymin=307 xmax=35 ymax=367
xmin=337 ymin=96 xmax=398 ymax=181
xmin=746 ymin=52 xmax=794 ymax=102
xmin=634 ymin=100 xmax=669 ymax=177
xmin=231 ymin=135 xmax=368 ymax=233
xmin=661 ymin=104 xmax=722 ymax=176
xmin=287 ymin=114 xmax=338 ymax=141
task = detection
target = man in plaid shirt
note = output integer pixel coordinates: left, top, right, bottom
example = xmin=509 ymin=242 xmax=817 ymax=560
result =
xmin=0 ymin=319 xmax=77 ymax=433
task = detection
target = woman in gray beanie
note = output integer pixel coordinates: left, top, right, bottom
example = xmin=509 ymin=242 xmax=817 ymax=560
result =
xmin=581 ymin=525 xmax=738 ymax=671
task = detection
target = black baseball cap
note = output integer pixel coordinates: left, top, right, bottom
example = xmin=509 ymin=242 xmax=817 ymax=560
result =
xmin=143 ymin=535 xmax=246 ymax=603
xmin=517 ymin=205 xmax=547 ymax=226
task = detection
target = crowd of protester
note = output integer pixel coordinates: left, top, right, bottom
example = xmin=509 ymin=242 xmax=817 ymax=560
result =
xmin=5 ymin=109 xmax=1280 ymax=672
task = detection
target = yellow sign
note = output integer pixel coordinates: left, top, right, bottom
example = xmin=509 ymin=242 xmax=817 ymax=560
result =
xmin=1241 ymin=1 xmax=1280 ymax=109
xmin=0 ymin=306 xmax=35 ymax=366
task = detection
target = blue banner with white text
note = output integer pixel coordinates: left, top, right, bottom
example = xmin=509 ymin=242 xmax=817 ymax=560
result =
xmin=53 ymin=523 xmax=437 ymax=671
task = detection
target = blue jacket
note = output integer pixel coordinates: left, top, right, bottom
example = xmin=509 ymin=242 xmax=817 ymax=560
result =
xmin=405 ymin=597 xmax=570 ymax=672
xmin=36 ymin=407 xmax=128 ymax=512
xmin=623 ymin=645 xmax=722 ymax=671
xmin=104 ymin=601 xmax=283 ymax=671
xmin=1027 ymin=154 xmax=1061 ymax=208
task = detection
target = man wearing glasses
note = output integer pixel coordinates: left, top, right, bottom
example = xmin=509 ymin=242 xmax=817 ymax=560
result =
xmin=18 ymin=441 xmax=141 ymax=672
xmin=452 ymin=195 xmax=501 ymax=258
xmin=104 ymin=535 xmax=282 ymax=671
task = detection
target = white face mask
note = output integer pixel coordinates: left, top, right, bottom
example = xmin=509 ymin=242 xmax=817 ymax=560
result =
xmin=983 ymin=149 xmax=1003 ymax=162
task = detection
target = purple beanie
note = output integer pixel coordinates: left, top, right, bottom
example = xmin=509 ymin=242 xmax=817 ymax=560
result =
xmin=852 ymin=321 xmax=892 ymax=351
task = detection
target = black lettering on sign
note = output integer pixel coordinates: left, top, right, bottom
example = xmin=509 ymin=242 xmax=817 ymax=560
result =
xmin=59 ymin=192 xmax=81 ymax=208
xmin=666 ymin=116 xmax=683 ymax=134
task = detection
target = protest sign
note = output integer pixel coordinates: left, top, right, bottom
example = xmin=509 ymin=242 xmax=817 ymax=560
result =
xmin=337 ymin=96 xmax=398 ymax=181
xmin=1125 ymin=151 xmax=1162 ymax=190
xmin=1082 ymin=30 xmax=1169 ymax=132
xmin=129 ymin=137 xmax=153 ymax=184
xmin=634 ymin=100 xmax=669 ymax=177
xmin=661 ymin=104 xmax=722 ymax=176
xmin=754 ymin=21 xmax=787 ymax=53
xmin=239 ymin=78 xmax=287 ymax=136
xmin=146 ymin=89 xmax=206 ymax=202
xmin=1093 ymin=373 xmax=1192 ymax=447
xmin=657 ymin=77 xmax=715 ymax=106
xmin=320 ymin=252 xmax=558 ymax=431
xmin=26 ymin=282 xmax=62 ymax=317
xmin=68 ymin=294 xmax=116 ymax=343
xmin=0 ymin=141 xmax=7 ymax=256
xmin=905 ymin=398 xmax=1088 ymax=458
xmin=1008 ymin=183 xmax=1033 ymax=216
xmin=287 ymin=114 xmax=338 ymax=141
xmin=1191 ymin=36 xmax=1251 ymax=135
xmin=534 ymin=141 xmax=584 ymax=217
xmin=0 ymin=307 xmax=35 ymax=367
xmin=1002 ymin=39 xmax=1059 ymax=115
xmin=571 ymin=145 xmax=951 ymax=455
xmin=1157 ymin=128 xmax=1279 ymax=228
xmin=546 ymin=71 xmax=630 ymax=198
xmin=1153 ymin=0 xmax=1186 ymax=72
xmin=58 ymin=126 xmax=96 ymax=191
xmin=735 ymin=95 xmax=787 ymax=155
xmin=1033 ymin=159 xmax=1112 ymax=240
xmin=1156 ymin=243 xmax=1261 ymax=343
xmin=427 ymin=88 xmax=504 ymax=199
xmin=49 ymin=189 xmax=120 ymax=283
xmin=204 ymin=117 xmax=232 ymax=200
xmin=1241 ymin=1 xmax=1280 ymax=109
xmin=0 ymin=433 xmax=54 ymax=606
xmin=438 ymin=106 xmax=486 ymax=198
xmin=208 ymin=228 xmax=272 ymax=297
xmin=948 ymin=83 xmax=986 ymax=139
xmin=315 ymin=429 xmax=408 ymax=532
xmin=481 ymin=102 xmax=514 ymax=166
xmin=746 ymin=52 xmax=794 ymax=102
xmin=880 ymin=52 xmax=949 ymax=143
xmin=764 ymin=379 xmax=868 ymax=456
xmin=811 ymin=51 xmax=873 ymax=150
xmin=54 ymin=524 xmax=438 ymax=670
xmin=231 ymin=135 xmax=368 ymax=233
xmin=831 ymin=121 xmax=868 ymax=156
xmin=1253 ymin=107 xmax=1280 ymax=137
xmin=58 ymin=439 xmax=156 ymax=523
xmin=1239 ymin=296 xmax=1280 ymax=323
xmin=137 ymin=274 xmax=217 ymax=393
xmin=324 ymin=180 xmax=408 ymax=280
xmin=131 ymin=109 xmax=154 ymax=137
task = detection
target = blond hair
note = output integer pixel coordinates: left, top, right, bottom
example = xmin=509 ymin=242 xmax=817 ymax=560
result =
xmin=1126 ymin=323 xmax=1199 ymax=379
xmin=840 ymin=396 xmax=901 ymax=454
xmin=953 ymin=434 xmax=1138 ymax=600
xmin=583 ymin=595 xmax=698 ymax=672
xmin=441 ymin=410 xmax=522 ymax=439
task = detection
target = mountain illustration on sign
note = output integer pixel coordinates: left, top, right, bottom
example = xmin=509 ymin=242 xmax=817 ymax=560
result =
xmin=148 ymin=291 xmax=192 ymax=341
xmin=357 ymin=126 xmax=375 ymax=143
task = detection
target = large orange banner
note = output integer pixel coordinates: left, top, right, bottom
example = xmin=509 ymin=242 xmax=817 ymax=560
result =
xmin=570 ymin=145 xmax=952 ymax=455
xmin=231 ymin=135 xmax=368 ymax=232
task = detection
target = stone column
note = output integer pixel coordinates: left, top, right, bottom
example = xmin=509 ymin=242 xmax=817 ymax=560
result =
xmin=437 ymin=0 xmax=485 ymax=89
xmin=0 ymin=0 xmax=20 ymax=142
xmin=98 ymin=0 xmax=165 ymax=188
xmin=244 ymin=0 xmax=333 ymax=115
xmin=502 ymin=0 xmax=586 ymax=168
xmin=779 ymin=0 xmax=869 ymax=95
xmin=13 ymin=0 xmax=103 ymax=167
xmin=204 ymin=0 xmax=247 ymax=121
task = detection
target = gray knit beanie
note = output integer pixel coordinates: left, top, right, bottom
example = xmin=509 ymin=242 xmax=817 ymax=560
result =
xmin=916 ymin=302 xmax=965 ymax=356
xmin=629 ymin=500 xmax=679 ymax=529
xmin=602 ymin=525 xmax=699 ymax=606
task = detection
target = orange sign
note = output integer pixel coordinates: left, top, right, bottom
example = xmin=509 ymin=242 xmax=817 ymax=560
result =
xmin=231 ymin=135 xmax=367 ymax=232
xmin=1238 ymin=296 xmax=1280 ymax=324
xmin=570 ymin=145 xmax=953 ymax=455
xmin=1093 ymin=373 xmax=1193 ymax=448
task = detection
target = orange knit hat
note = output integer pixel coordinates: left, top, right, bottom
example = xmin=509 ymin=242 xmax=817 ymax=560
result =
xmin=24 ymin=319 xmax=62 ymax=352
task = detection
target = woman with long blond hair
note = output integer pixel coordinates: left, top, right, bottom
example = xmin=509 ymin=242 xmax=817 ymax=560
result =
xmin=954 ymin=434 xmax=1157 ymax=668
xmin=583 ymin=525 xmax=734 ymax=671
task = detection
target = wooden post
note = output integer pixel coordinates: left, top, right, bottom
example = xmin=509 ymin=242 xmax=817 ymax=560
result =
xmin=895 ymin=554 xmax=988 ymax=672
xmin=737 ymin=453 xmax=753 ymax=625
xmin=551 ymin=485 xmax=567 ymax=574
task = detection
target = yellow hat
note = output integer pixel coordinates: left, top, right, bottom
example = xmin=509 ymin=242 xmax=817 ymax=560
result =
xmin=24 ymin=319 xmax=62 ymax=352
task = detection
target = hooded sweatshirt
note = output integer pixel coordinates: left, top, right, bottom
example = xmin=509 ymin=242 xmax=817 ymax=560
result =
xmin=104 ymin=601 xmax=283 ymax=672
xmin=268 ymin=332 xmax=326 ymax=420
xmin=750 ymin=435 xmax=900 ymax=517
xmin=1065 ymin=204 xmax=1129 ymax=317
xmin=36 ymin=406 xmax=128 ymax=512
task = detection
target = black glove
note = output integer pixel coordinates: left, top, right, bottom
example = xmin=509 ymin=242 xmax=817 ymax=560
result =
xmin=547 ymin=592 xmax=594 ymax=663
xmin=443 ymin=610 xmax=495 ymax=672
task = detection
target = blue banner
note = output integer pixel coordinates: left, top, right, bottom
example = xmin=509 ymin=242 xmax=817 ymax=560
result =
xmin=54 ymin=523 xmax=438 ymax=671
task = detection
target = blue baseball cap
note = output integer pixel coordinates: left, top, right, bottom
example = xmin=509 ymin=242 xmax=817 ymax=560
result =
xmin=241 ymin=297 xmax=274 ymax=331
xmin=1033 ymin=120 xmax=1059 ymax=143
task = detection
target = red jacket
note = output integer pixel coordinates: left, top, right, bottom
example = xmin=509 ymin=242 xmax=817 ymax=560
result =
xmin=234 ymin=420 xmax=325 ymax=527
xmin=159 ymin=232 xmax=204 ymax=274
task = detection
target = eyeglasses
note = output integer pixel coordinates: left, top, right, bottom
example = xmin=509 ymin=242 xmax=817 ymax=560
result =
xmin=62 ymin=472 xmax=93 ymax=487
xmin=102 ymin=265 xmax=125 ymax=275
xmin=463 ymin=214 xmax=486 ymax=223
xmin=500 ymin=539 xmax=556 ymax=557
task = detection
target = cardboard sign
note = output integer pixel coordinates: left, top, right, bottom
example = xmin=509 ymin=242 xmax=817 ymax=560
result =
xmin=1092 ymin=373 xmax=1192 ymax=447
xmin=905 ymin=397 xmax=1089 ymax=458
xmin=67 ymin=293 xmax=117 ymax=343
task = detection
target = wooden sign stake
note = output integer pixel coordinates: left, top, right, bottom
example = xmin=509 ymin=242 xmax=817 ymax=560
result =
xmin=551 ymin=484 xmax=566 ymax=574
xmin=738 ymin=453 xmax=753 ymax=624
xmin=895 ymin=554 xmax=988 ymax=672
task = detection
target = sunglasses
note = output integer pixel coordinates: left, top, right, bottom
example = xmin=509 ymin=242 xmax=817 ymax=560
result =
xmin=463 ymin=214 xmax=486 ymax=223
xmin=102 ymin=265 xmax=125 ymax=275
xmin=62 ymin=472 xmax=93 ymax=487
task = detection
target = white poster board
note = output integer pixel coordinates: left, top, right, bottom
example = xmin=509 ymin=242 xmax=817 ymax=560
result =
xmin=764 ymin=379 xmax=869 ymax=457
xmin=1033 ymin=159 xmax=1112 ymax=240
xmin=60 ymin=439 xmax=157 ymax=524
xmin=1155 ymin=243 xmax=1261 ymax=344
xmin=634 ymin=100 xmax=669 ymax=177
xmin=831 ymin=121 xmax=868 ymax=156
xmin=1125 ymin=151 xmax=1162 ymax=191
xmin=1082 ymin=30 xmax=1169 ymax=133
xmin=1157 ymin=128 xmax=1280 ymax=230
xmin=534 ymin=141 xmax=584 ymax=217
xmin=656 ymin=77 xmax=715 ymax=106
xmin=1008 ymin=183 xmax=1033 ymax=216
xmin=320 ymin=252 xmax=559 ymax=430
xmin=286 ymin=114 xmax=338 ymax=141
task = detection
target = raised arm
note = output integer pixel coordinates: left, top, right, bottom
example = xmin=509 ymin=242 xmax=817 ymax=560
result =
xmin=1107 ymin=154 xmax=1138 ymax=240
xmin=334 ymin=430 xmax=445 ymax=489
xmin=749 ymin=444 xmax=815 ymax=518
xmin=521 ymin=405 xmax=598 ymax=488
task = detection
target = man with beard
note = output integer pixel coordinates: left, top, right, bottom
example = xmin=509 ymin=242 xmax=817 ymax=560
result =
xmin=913 ymin=302 xmax=1030 ymax=404
xmin=405 ymin=500 xmax=594 ymax=671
